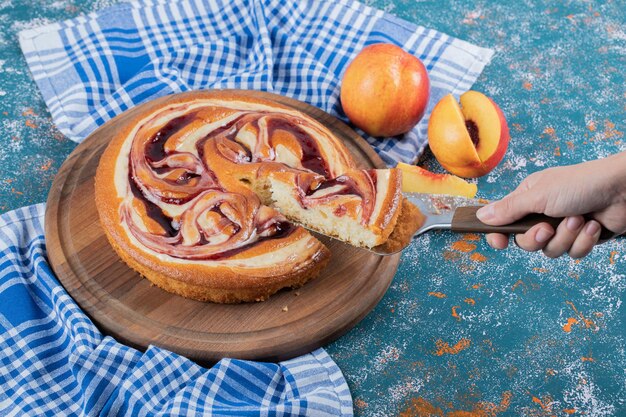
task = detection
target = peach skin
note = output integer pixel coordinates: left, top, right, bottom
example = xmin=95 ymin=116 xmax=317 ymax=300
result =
xmin=397 ymin=162 xmax=477 ymax=198
xmin=340 ymin=43 xmax=430 ymax=137
xmin=428 ymin=91 xmax=510 ymax=178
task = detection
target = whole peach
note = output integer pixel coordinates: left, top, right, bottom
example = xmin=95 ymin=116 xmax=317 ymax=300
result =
xmin=340 ymin=43 xmax=430 ymax=137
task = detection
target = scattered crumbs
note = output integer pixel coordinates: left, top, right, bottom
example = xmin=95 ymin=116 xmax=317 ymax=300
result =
xmin=427 ymin=291 xmax=446 ymax=298
xmin=470 ymin=252 xmax=487 ymax=262
xmin=543 ymin=126 xmax=557 ymax=140
xmin=601 ymin=119 xmax=623 ymax=141
xmin=354 ymin=398 xmax=368 ymax=410
xmin=530 ymin=154 xmax=548 ymax=167
xmin=459 ymin=263 xmax=477 ymax=274
xmin=399 ymin=397 xmax=442 ymax=417
xmin=8 ymin=136 xmax=23 ymax=152
xmin=39 ymin=160 xmax=52 ymax=171
xmin=562 ymin=317 xmax=579 ymax=333
xmin=506 ymin=154 xmax=528 ymax=171
xmin=451 ymin=306 xmax=461 ymax=321
xmin=433 ymin=338 xmax=470 ymax=356
xmin=442 ymin=250 xmax=461 ymax=261
xmin=373 ymin=345 xmax=401 ymax=371
xmin=451 ymin=240 xmax=477 ymax=253
xmin=399 ymin=391 xmax=512 ymax=417
xmin=281 ymin=306 xmax=288 ymax=312
xmin=388 ymin=377 xmax=425 ymax=406
xmin=510 ymin=278 xmax=540 ymax=294
xmin=560 ymin=363 xmax=616 ymax=415
xmin=565 ymin=301 xmax=598 ymax=331
xmin=294 ymin=291 xmax=300 ymax=296
xmin=531 ymin=395 xmax=555 ymax=414
xmin=462 ymin=10 xmax=482 ymax=25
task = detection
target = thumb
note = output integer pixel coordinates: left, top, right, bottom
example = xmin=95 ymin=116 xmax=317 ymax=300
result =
xmin=476 ymin=190 xmax=537 ymax=226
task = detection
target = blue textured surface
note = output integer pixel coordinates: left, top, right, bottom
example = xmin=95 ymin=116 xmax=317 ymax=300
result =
xmin=0 ymin=1 xmax=624 ymax=416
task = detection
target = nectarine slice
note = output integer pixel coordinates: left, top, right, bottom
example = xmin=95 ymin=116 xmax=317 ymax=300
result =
xmin=428 ymin=91 xmax=510 ymax=178
xmin=397 ymin=162 xmax=477 ymax=198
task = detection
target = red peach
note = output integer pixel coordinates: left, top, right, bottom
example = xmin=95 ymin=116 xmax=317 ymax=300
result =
xmin=340 ymin=43 xmax=430 ymax=137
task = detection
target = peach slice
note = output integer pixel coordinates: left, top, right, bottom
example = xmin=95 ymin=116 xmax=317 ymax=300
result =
xmin=428 ymin=91 xmax=510 ymax=178
xmin=397 ymin=162 xmax=477 ymax=198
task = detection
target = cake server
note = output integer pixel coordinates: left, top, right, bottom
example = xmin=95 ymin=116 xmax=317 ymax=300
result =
xmin=369 ymin=192 xmax=617 ymax=256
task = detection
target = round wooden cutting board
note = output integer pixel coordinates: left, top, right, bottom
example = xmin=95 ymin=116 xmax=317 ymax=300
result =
xmin=45 ymin=90 xmax=401 ymax=363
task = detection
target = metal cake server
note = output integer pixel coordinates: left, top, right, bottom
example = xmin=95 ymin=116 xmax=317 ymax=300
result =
xmin=368 ymin=193 xmax=617 ymax=256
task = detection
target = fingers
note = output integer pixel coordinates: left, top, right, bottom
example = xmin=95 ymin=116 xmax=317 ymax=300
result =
xmin=483 ymin=218 xmax=602 ymax=259
xmin=568 ymin=220 xmax=602 ymax=258
xmin=519 ymin=218 xmax=600 ymax=258
xmin=484 ymin=222 xmax=555 ymax=251
xmin=513 ymin=222 xmax=555 ymax=252
xmin=542 ymin=216 xmax=585 ymax=258
xmin=483 ymin=223 xmax=555 ymax=252
xmin=485 ymin=233 xmax=509 ymax=250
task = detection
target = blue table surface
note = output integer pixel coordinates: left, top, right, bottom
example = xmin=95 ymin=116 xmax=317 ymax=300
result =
xmin=1 ymin=0 xmax=624 ymax=415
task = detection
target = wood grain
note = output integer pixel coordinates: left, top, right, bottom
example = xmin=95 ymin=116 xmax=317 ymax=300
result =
xmin=44 ymin=90 xmax=400 ymax=364
xmin=452 ymin=206 xmax=617 ymax=242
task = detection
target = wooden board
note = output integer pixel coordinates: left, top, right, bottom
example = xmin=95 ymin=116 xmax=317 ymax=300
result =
xmin=45 ymin=90 xmax=400 ymax=364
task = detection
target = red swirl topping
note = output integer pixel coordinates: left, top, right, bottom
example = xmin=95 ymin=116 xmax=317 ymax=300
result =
xmin=118 ymin=102 xmax=365 ymax=260
xmin=294 ymin=170 xmax=378 ymax=224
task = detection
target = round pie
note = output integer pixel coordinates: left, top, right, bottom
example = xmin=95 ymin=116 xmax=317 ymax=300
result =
xmin=95 ymin=90 xmax=415 ymax=303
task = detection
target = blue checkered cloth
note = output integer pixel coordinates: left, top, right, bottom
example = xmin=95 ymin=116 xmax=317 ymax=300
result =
xmin=0 ymin=205 xmax=352 ymax=416
xmin=19 ymin=0 xmax=493 ymax=165
xmin=10 ymin=0 xmax=494 ymax=415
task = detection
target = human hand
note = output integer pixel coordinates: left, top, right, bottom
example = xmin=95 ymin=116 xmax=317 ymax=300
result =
xmin=476 ymin=152 xmax=626 ymax=258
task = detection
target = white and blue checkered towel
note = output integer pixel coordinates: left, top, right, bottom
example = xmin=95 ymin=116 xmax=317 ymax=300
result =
xmin=19 ymin=0 xmax=493 ymax=166
xmin=9 ymin=0 xmax=493 ymax=415
xmin=0 ymin=205 xmax=352 ymax=416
